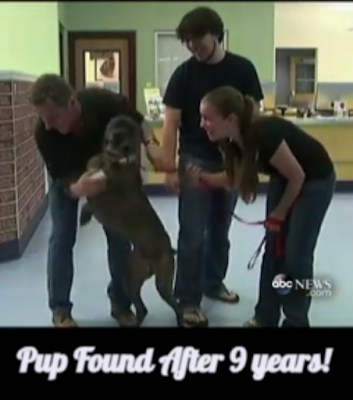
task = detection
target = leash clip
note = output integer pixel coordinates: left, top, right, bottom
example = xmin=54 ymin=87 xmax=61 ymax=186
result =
xmin=247 ymin=236 xmax=266 ymax=270
xmin=231 ymin=212 xmax=266 ymax=270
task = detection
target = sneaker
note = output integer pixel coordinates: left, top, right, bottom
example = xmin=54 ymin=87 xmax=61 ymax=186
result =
xmin=110 ymin=302 xmax=137 ymax=327
xmin=52 ymin=312 xmax=77 ymax=328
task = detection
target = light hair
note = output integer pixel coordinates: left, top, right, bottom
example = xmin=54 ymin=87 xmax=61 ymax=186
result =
xmin=203 ymin=86 xmax=259 ymax=203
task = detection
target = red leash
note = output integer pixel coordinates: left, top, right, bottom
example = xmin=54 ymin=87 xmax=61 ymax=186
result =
xmin=198 ymin=177 xmax=284 ymax=270
xmin=231 ymin=212 xmax=265 ymax=226
xmin=231 ymin=212 xmax=266 ymax=270
xmin=231 ymin=212 xmax=284 ymax=269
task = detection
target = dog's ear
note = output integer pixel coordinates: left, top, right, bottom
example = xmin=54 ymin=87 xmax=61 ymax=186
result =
xmin=112 ymin=116 xmax=140 ymax=132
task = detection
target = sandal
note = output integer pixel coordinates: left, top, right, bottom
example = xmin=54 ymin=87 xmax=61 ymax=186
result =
xmin=205 ymin=283 xmax=240 ymax=303
xmin=243 ymin=318 xmax=262 ymax=327
xmin=179 ymin=307 xmax=209 ymax=328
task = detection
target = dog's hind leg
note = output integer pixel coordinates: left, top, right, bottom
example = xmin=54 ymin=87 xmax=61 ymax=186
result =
xmin=129 ymin=283 xmax=148 ymax=327
xmin=126 ymin=252 xmax=149 ymax=326
xmin=154 ymin=251 xmax=182 ymax=326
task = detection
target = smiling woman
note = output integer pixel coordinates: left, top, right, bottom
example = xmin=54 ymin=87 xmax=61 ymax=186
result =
xmin=191 ymin=85 xmax=335 ymax=328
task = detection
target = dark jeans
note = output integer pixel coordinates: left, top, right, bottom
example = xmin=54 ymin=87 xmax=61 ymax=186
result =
xmin=47 ymin=181 xmax=132 ymax=314
xmin=175 ymin=156 xmax=238 ymax=308
xmin=254 ymin=172 xmax=335 ymax=327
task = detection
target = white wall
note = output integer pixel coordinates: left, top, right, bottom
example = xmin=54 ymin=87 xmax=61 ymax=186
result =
xmin=274 ymin=2 xmax=353 ymax=82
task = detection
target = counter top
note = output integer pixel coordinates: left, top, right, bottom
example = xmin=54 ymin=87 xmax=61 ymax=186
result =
xmin=145 ymin=116 xmax=353 ymax=128
xmin=285 ymin=117 xmax=353 ymax=126
xmin=145 ymin=117 xmax=164 ymax=126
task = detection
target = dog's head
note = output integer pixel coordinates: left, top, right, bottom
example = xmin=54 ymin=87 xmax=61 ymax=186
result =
xmin=103 ymin=115 xmax=141 ymax=165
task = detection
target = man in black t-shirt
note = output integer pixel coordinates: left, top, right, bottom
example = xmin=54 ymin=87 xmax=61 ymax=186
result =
xmin=162 ymin=7 xmax=264 ymax=327
xmin=31 ymin=74 xmax=168 ymax=327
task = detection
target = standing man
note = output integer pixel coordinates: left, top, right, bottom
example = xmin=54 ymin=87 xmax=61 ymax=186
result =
xmin=162 ymin=7 xmax=264 ymax=327
xmin=31 ymin=74 xmax=169 ymax=327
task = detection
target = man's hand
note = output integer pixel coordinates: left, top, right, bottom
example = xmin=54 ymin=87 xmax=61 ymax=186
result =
xmin=141 ymin=119 xmax=177 ymax=173
xmin=165 ymin=172 xmax=179 ymax=193
xmin=146 ymin=143 xmax=176 ymax=173
xmin=69 ymin=170 xmax=107 ymax=198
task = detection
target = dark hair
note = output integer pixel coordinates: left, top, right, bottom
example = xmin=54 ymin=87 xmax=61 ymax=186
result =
xmin=176 ymin=7 xmax=224 ymax=43
xmin=203 ymin=86 xmax=259 ymax=203
xmin=105 ymin=115 xmax=141 ymax=140
xmin=30 ymin=74 xmax=74 ymax=107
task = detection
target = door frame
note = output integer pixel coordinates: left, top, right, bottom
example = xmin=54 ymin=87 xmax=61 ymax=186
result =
xmin=59 ymin=23 xmax=65 ymax=76
xmin=68 ymin=31 xmax=137 ymax=108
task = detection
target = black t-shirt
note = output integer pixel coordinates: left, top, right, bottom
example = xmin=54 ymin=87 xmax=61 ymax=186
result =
xmin=256 ymin=117 xmax=333 ymax=180
xmin=163 ymin=51 xmax=264 ymax=162
xmin=35 ymin=88 xmax=144 ymax=181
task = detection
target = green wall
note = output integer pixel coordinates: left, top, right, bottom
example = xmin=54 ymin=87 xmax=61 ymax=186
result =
xmin=64 ymin=2 xmax=274 ymax=111
xmin=0 ymin=2 xmax=59 ymax=75
xmin=57 ymin=2 xmax=67 ymax=28
xmin=58 ymin=2 xmax=69 ymax=78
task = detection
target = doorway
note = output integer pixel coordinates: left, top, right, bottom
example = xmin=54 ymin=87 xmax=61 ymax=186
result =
xmin=68 ymin=31 xmax=137 ymax=107
xmin=59 ymin=23 xmax=64 ymax=76
xmin=275 ymin=48 xmax=317 ymax=107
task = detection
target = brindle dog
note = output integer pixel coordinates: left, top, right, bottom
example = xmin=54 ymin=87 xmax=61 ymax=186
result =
xmin=79 ymin=115 xmax=181 ymax=327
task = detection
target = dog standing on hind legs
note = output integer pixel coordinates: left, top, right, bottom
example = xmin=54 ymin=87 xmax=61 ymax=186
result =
xmin=78 ymin=115 xmax=181 ymax=327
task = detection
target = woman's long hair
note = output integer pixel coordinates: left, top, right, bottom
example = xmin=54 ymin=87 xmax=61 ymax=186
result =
xmin=203 ymin=87 xmax=260 ymax=203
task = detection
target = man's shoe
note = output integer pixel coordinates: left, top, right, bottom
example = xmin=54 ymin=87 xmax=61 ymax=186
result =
xmin=110 ymin=302 xmax=138 ymax=327
xmin=52 ymin=312 xmax=77 ymax=327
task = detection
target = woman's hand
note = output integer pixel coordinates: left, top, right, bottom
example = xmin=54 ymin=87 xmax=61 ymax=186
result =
xmin=69 ymin=171 xmax=107 ymax=198
xmin=265 ymin=208 xmax=286 ymax=231
xmin=186 ymin=164 xmax=208 ymax=187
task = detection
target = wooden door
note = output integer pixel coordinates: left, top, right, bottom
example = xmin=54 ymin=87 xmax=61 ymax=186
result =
xmin=59 ymin=30 xmax=64 ymax=76
xmin=69 ymin=33 xmax=136 ymax=106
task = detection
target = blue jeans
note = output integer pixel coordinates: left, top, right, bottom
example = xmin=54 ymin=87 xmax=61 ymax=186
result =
xmin=254 ymin=172 xmax=335 ymax=327
xmin=47 ymin=181 xmax=132 ymax=314
xmin=175 ymin=156 xmax=238 ymax=308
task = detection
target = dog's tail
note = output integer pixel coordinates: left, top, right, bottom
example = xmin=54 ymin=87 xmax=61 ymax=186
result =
xmin=79 ymin=203 xmax=93 ymax=226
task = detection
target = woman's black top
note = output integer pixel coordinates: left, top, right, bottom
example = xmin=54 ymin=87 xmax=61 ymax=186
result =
xmin=255 ymin=116 xmax=333 ymax=180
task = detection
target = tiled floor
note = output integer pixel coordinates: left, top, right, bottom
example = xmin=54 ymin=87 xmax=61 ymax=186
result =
xmin=0 ymin=194 xmax=351 ymax=327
